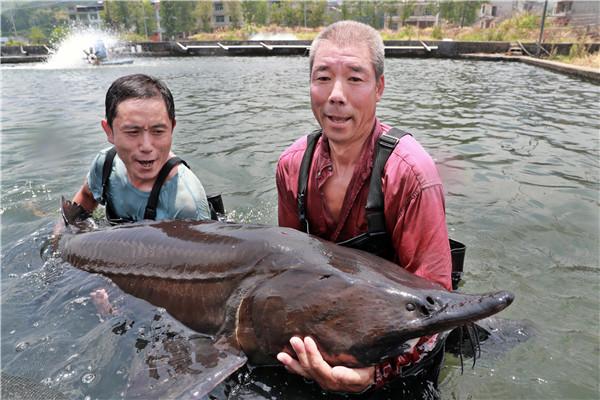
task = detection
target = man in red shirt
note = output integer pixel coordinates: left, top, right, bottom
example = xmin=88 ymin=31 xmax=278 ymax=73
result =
xmin=276 ymin=20 xmax=453 ymax=393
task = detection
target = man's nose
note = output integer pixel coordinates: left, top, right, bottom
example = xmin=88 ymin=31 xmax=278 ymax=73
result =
xmin=328 ymin=79 xmax=346 ymax=104
xmin=139 ymin=132 xmax=153 ymax=151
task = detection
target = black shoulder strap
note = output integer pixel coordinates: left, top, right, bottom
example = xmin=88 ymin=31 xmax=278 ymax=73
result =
xmin=365 ymin=128 xmax=411 ymax=234
xmin=297 ymin=129 xmax=322 ymax=233
xmin=101 ymin=147 xmax=118 ymax=205
xmin=144 ymin=157 xmax=190 ymax=220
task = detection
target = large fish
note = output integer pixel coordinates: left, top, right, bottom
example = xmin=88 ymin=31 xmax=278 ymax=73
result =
xmin=58 ymin=199 xmax=514 ymax=397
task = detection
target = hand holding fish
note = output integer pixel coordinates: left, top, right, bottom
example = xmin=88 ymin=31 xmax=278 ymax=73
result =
xmin=277 ymin=336 xmax=374 ymax=393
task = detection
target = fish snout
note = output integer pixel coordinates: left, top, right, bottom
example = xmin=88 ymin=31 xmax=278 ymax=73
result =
xmin=491 ymin=290 xmax=514 ymax=309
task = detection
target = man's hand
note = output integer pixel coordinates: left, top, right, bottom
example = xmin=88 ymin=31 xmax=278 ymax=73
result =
xmin=90 ymin=288 xmax=114 ymax=317
xmin=277 ymin=336 xmax=374 ymax=393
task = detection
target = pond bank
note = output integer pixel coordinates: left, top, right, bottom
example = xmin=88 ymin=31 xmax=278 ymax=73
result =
xmin=459 ymin=53 xmax=600 ymax=81
xmin=2 ymin=40 xmax=598 ymax=81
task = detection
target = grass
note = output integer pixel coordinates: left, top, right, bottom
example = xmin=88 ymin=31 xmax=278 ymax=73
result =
xmin=149 ymin=14 xmax=600 ymax=68
xmin=185 ymin=13 xmax=598 ymax=46
xmin=189 ymin=25 xmax=319 ymax=41
xmin=551 ymin=48 xmax=600 ymax=69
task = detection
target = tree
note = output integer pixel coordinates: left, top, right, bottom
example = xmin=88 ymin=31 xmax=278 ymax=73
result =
xmin=102 ymin=0 xmax=131 ymax=30
xmin=176 ymin=1 xmax=196 ymax=37
xmin=29 ymin=26 xmax=46 ymax=44
xmin=129 ymin=1 xmax=157 ymax=38
xmin=194 ymin=1 xmax=213 ymax=33
xmin=337 ymin=1 xmax=385 ymax=29
xmin=160 ymin=1 xmax=179 ymax=39
xmin=1 ymin=1 xmax=69 ymax=39
xmin=49 ymin=24 xmax=70 ymax=47
xmin=270 ymin=1 xmax=303 ymax=27
xmin=226 ymin=1 xmax=243 ymax=29
xmin=101 ymin=1 xmax=156 ymax=37
xmin=439 ymin=0 xmax=482 ymax=27
xmin=399 ymin=0 xmax=416 ymax=25
xmin=382 ymin=1 xmax=400 ymax=29
xmin=158 ymin=1 xmax=195 ymax=38
xmin=241 ymin=0 xmax=268 ymax=26
xmin=306 ymin=1 xmax=327 ymax=28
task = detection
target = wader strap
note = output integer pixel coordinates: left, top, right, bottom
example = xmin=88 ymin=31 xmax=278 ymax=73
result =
xmin=365 ymin=128 xmax=411 ymax=234
xmin=297 ymin=129 xmax=322 ymax=234
xmin=101 ymin=147 xmax=118 ymax=206
xmin=143 ymin=157 xmax=190 ymax=220
xmin=100 ymin=147 xmax=122 ymax=222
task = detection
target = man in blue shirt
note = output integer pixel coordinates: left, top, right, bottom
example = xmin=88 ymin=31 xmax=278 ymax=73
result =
xmin=72 ymin=74 xmax=210 ymax=222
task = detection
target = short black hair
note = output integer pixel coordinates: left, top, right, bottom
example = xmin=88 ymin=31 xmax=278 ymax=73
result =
xmin=105 ymin=74 xmax=175 ymax=128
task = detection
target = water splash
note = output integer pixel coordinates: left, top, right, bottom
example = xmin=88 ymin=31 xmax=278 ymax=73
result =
xmin=43 ymin=27 xmax=123 ymax=69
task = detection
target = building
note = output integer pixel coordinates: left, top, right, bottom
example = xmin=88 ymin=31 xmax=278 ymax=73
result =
xmin=212 ymin=1 xmax=228 ymax=28
xmin=515 ymin=0 xmax=546 ymax=14
xmin=478 ymin=1 xmax=515 ymax=28
xmin=68 ymin=4 xmax=104 ymax=28
xmin=552 ymin=0 xmax=600 ymax=27
xmin=385 ymin=0 xmax=439 ymax=30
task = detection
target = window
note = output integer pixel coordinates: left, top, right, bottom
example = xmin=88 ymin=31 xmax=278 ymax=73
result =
xmin=214 ymin=2 xmax=224 ymax=11
xmin=491 ymin=6 xmax=497 ymax=16
xmin=216 ymin=15 xmax=225 ymax=23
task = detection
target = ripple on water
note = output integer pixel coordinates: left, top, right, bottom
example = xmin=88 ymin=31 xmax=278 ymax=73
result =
xmin=1 ymin=57 xmax=599 ymax=400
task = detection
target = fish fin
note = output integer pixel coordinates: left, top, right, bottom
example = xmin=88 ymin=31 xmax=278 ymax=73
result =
xmin=60 ymin=196 xmax=94 ymax=231
xmin=126 ymin=333 xmax=247 ymax=399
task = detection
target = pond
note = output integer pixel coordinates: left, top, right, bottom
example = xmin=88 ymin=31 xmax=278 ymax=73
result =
xmin=1 ymin=56 xmax=598 ymax=399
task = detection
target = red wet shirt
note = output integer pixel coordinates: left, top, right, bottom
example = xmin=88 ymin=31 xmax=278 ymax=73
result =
xmin=276 ymin=119 xmax=452 ymax=290
xmin=276 ymin=119 xmax=452 ymax=387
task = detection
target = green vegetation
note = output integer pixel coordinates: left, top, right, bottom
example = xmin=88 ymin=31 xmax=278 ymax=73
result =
xmin=456 ymin=13 xmax=541 ymax=42
xmin=431 ymin=24 xmax=443 ymax=40
xmin=551 ymin=51 xmax=600 ymax=69
xmin=1 ymin=0 xmax=70 ymax=42
xmin=549 ymin=40 xmax=600 ymax=69
xmin=2 ymin=0 xmax=598 ymax=70
xmin=102 ymin=0 xmax=157 ymax=38
xmin=439 ymin=0 xmax=482 ymax=27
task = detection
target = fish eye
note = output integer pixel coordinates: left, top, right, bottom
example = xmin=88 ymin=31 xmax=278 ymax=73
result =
xmin=406 ymin=303 xmax=415 ymax=311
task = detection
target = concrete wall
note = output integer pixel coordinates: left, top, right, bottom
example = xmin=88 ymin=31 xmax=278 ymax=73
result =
xmin=1 ymin=40 xmax=597 ymax=60
xmin=1 ymin=45 xmax=50 ymax=56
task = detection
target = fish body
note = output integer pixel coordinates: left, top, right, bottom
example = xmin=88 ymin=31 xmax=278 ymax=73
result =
xmin=59 ymin=218 xmax=513 ymax=368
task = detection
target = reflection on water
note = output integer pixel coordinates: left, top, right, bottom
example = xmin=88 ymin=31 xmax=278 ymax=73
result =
xmin=1 ymin=57 xmax=599 ymax=399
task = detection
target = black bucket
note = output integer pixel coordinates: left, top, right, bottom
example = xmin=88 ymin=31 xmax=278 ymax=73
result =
xmin=449 ymin=238 xmax=466 ymax=290
xmin=207 ymin=193 xmax=225 ymax=220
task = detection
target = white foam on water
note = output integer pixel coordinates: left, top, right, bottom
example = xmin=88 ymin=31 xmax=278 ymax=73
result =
xmin=43 ymin=27 xmax=123 ymax=69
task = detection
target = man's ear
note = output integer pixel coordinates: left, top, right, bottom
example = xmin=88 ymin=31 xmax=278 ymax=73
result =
xmin=172 ymin=118 xmax=176 ymax=131
xmin=101 ymin=120 xmax=114 ymax=144
xmin=375 ymin=74 xmax=385 ymax=103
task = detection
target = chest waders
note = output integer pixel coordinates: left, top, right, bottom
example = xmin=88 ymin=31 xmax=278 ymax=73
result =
xmin=100 ymin=147 xmax=224 ymax=223
xmin=297 ymin=129 xmax=467 ymax=384
xmin=297 ymin=129 xmax=466 ymax=289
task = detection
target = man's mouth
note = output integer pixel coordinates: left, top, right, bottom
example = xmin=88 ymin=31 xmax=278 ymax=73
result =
xmin=137 ymin=160 xmax=155 ymax=168
xmin=327 ymin=115 xmax=351 ymax=123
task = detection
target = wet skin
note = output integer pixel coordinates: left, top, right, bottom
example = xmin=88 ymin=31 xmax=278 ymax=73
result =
xmin=59 ymin=219 xmax=514 ymax=394
xmin=102 ymin=97 xmax=176 ymax=192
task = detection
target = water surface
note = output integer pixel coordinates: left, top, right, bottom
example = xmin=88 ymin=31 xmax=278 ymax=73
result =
xmin=1 ymin=57 xmax=599 ymax=399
